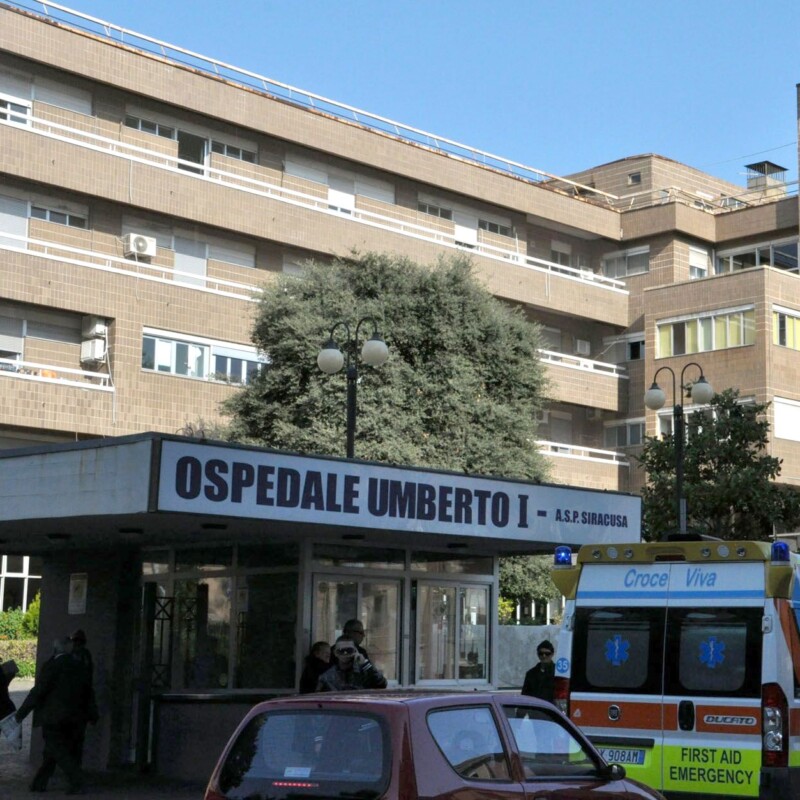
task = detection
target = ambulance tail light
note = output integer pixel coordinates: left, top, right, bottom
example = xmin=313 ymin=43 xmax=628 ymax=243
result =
xmin=762 ymin=682 xmax=788 ymax=767
xmin=554 ymin=677 xmax=570 ymax=716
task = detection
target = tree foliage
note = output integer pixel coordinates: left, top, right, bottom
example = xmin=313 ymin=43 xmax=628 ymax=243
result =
xmin=223 ymin=252 xmax=550 ymax=479
xmin=637 ymin=389 xmax=800 ymax=540
xmin=499 ymin=555 xmax=561 ymax=606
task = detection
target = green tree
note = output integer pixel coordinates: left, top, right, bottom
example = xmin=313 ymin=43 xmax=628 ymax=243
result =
xmin=22 ymin=592 xmax=40 ymax=637
xmin=223 ymin=252 xmax=550 ymax=479
xmin=499 ymin=555 xmax=561 ymax=621
xmin=637 ymin=388 xmax=800 ymax=540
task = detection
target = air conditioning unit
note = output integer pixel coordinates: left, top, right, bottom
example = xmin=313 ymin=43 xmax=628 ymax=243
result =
xmin=81 ymin=315 xmax=108 ymax=339
xmin=80 ymin=338 xmax=105 ymax=363
xmin=586 ymin=408 xmax=603 ymax=422
xmin=575 ymin=339 xmax=591 ymax=357
xmin=123 ymin=233 xmax=157 ymax=258
xmin=535 ymin=410 xmax=550 ymax=425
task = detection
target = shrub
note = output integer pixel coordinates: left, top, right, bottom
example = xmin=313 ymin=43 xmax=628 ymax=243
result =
xmin=0 ymin=607 xmax=25 ymax=640
xmin=22 ymin=593 xmax=40 ymax=638
xmin=0 ymin=638 xmax=37 ymax=677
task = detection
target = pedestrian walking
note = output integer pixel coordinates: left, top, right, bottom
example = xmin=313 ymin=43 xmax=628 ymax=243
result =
xmin=299 ymin=641 xmax=331 ymax=694
xmin=69 ymin=629 xmax=98 ymax=767
xmin=14 ymin=636 xmax=92 ymax=794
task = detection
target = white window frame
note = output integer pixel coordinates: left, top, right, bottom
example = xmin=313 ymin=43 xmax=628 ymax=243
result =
xmin=604 ymin=419 xmax=646 ymax=449
xmin=657 ymin=305 xmax=755 ymax=358
xmin=601 ymin=246 xmax=650 ymax=278
xmin=715 ymin=236 xmax=799 ymax=275
xmin=689 ymin=245 xmax=710 ymax=279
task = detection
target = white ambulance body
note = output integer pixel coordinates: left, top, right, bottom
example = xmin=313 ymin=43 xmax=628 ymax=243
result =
xmin=551 ymin=539 xmax=800 ymax=799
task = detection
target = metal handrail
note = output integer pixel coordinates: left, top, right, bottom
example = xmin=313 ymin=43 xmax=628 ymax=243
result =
xmin=0 ymin=111 xmax=629 ymax=294
xmin=2 ymin=0 xmax=616 ymax=203
xmin=0 ymin=356 xmax=112 ymax=390
xmin=537 ymin=440 xmax=629 ymax=465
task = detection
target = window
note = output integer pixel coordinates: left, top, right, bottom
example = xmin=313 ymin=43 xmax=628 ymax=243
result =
xmin=716 ymin=237 xmax=799 ymax=274
xmin=418 ymin=201 xmax=453 ymax=220
xmin=217 ymin=711 xmax=389 ymax=798
xmin=774 ymin=397 xmax=800 ymax=442
xmin=0 ymin=96 xmax=30 ymax=125
xmin=417 ymin=584 xmax=488 ymax=682
xmin=550 ymin=240 xmax=571 ymax=267
xmin=30 ymin=205 xmax=87 ymax=229
xmin=124 ymin=115 xmax=175 ymax=139
xmin=572 ymin=607 xmax=666 ymax=694
xmin=657 ymin=307 xmax=755 ymax=357
xmin=627 ymin=172 xmax=642 ymax=186
xmin=627 ymin=339 xmax=644 ymax=360
xmin=142 ymin=330 xmax=264 ymax=383
xmin=427 ymin=706 xmax=510 ymax=780
xmin=601 ymin=247 xmax=649 ymax=278
xmin=665 ymin=608 xmax=762 ymax=697
xmin=773 ymin=308 xmax=800 ymax=351
xmin=478 ymin=219 xmax=513 ymax=237
xmin=604 ymin=420 xmax=645 ymax=449
xmin=503 ymin=706 xmax=601 ymax=779
xmin=689 ymin=246 xmax=710 ymax=279
xmin=210 ymin=140 xmax=256 ymax=163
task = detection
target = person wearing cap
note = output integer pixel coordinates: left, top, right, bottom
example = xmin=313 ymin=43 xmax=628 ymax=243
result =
xmin=316 ymin=635 xmax=387 ymax=692
xmin=521 ymin=640 xmax=556 ymax=702
xmin=69 ymin=629 xmax=98 ymax=767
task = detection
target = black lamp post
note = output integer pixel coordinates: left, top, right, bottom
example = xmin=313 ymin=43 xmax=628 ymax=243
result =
xmin=644 ymin=362 xmax=714 ymax=536
xmin=317 ymin=317 xmax=389 ymax=459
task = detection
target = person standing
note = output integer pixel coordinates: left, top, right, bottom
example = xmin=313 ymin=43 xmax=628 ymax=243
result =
xmin=521 ymin=640 xmax=556 ymax=702
xmin=317 ymin=636 xmax=387 ymax=691
xmin=342 ymin=619 xmax=370 ymax=659
xmin=299 ymin=641 xmax=331 ymax=694
xmin=0 ymin=659 xmax=18 ymax=719
xmin=15 ymin=636 xmax=91 ymax=795
xmin=69 ymin=629 xmax=98 ymax=766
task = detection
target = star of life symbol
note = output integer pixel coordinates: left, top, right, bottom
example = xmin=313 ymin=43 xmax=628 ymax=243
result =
xmin=699 ymin=636 xmax=725 ymax=668
xmin=604 ymin=634 xmax=629 ymax=666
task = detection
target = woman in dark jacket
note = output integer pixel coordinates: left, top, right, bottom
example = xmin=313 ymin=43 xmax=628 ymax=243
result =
xmin=299 ymin=641 xmax=331 ymax=694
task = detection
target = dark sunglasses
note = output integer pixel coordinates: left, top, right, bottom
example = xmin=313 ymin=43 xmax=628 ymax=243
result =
xmin=538 ymin=650 xmax=553 ymax=657
xmin=335 ymin=647 xmax=357 ymax=656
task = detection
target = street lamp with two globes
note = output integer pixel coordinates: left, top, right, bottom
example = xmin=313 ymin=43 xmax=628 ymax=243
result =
xmin=317 ymin=317 xmax=389 ymax=459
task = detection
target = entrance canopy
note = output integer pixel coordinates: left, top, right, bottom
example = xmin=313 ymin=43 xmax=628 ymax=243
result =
xmin=0 ymin=433 xmax=640 ymax=554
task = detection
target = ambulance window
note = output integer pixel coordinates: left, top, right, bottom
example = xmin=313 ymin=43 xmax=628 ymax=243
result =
xmin=665 ymin=608 xmax=762 ymax=697
xmin=571 ymin=607 xmax=664 ymax=694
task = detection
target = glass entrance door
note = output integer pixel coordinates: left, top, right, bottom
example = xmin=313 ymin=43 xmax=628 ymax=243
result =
xmin=313 ymin=576 xmax=400 ymax=682
xmin=416 ymin=583 xmax=489 ymax=683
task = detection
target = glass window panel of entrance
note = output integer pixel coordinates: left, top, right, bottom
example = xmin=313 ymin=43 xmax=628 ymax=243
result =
xmin=313 ymin=578 xmax=400 ymax=682
xmin=417 ymin=584 xmax=489 ymax=683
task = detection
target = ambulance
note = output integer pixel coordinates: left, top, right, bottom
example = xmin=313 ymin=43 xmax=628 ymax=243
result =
xmin=550 ymin=538 xmax=800 ymax=799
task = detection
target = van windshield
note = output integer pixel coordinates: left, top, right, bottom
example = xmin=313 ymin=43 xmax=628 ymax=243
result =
xmin=217 ymin=710 xmax=389 ymax=799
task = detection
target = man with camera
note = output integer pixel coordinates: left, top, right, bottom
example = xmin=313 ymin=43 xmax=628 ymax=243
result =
xmin=316 ymin=635 xmax=387 ymax=692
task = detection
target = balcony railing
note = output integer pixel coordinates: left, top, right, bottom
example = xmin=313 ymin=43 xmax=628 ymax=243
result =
xmin=538 ymin=349 xmax=628 ymax=378
xmin=3 ymin=1 xmax=616 ymax=206
xmin=0 ymin=109 xmax=629 ymax=295
xmin=0 ymin=357 xmax=112 ymax=390
xmin=0 ymin=231 xmax=260 ymax=301
xmin=537 ymin=440 xmax=629 ymax=466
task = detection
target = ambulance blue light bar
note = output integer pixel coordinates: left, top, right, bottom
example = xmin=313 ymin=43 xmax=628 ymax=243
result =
xmin=554 ymin=546 xmax=573 ymax=566
xmin=771 ymin=541 xmax=791 ymax=563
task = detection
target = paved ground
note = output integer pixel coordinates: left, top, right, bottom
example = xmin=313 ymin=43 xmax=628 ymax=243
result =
xmin=2 ymin=679 xmax=207 ymax=799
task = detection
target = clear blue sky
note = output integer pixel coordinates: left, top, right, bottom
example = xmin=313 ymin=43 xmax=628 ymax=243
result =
xmin=34 ymin=0 xmax=800 ymax=187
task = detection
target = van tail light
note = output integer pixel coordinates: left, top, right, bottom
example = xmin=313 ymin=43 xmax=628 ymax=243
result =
xmin=204 ymin=787 xmax=227 ymax=800
xmin=554 ymin=676 xmax=570 ymax=716
xmin=762 ymin=682 xmax=788 ymax=768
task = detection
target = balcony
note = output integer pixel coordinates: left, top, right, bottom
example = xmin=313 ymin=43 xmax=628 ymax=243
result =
xmin=539 ymin=349 xmax=628 ymax=413
xmin=538 ymin=440 xmax=629 ymax=492
xmin=0 ymin=356 xmax=114 ymax=435
xmin=0 ymin=106 xmax=629 ymax=324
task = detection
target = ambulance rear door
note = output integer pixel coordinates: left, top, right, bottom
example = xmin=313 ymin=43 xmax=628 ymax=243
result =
xmin=661 ymin=561 xmax=764 ymax=798
xmin=568 ymin=562 xmax=669 ymax=789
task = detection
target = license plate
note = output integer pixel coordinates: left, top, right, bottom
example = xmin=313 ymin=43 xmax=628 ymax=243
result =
xmin=597 ymin=747 xmax=646 ymax=765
